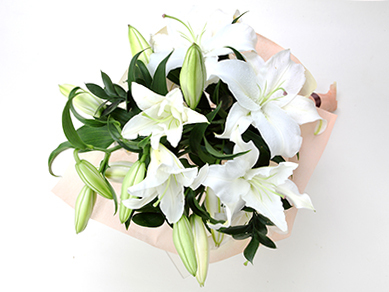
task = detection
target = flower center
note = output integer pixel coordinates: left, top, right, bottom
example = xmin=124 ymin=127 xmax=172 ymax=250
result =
xmin=257 ymin=81 xmax=287 ymax=106
xmin=248 ymin=175 xmax=284 ymax=201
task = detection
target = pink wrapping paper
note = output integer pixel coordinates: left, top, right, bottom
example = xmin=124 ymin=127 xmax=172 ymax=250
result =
xmin=52 ymin=33 xmax=337 ymax=263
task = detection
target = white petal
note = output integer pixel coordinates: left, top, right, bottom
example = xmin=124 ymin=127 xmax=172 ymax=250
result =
xmin=260 ymin=50 xmax=306 ymax=107
xmin=202 ymin=23 xmax=257 ymax=57
xmin=123 ymin=187 xmax=158 ymax=209
xmin=131 ymin=83 xmax=164 ymax=110
xmin=243 ymin=51 xmax=266 ymax=76
xmin=245 ymin=162 xmax=297 ymax=187
xmin=216 ymin=102 xmax=252 ymax=140
xmin=121 ymin=113 xmax=157 ymax=140
xmin=276 ymin=180 xmax=315 ymax=211
xmin=190 ymin=164 xmax=209 ymax=190
xmin=283 ymin=95 xmax=328 ymax=134
xmin=203 ymin=163 xmax=250 ymax=205
xmin=158 ymin=178 xmax=185 ymax=224
xmin=232 ymin=139 xmax=260 ymax=170
xmin=182 ymin=107 xmax=209 ymax=125
xmin=252 ymin=103 xmax=302 ymax=158
xmin=242 ymin=188 xmax=287 ymax=232
xmin=211 ymin=60 xmax=261 ymax=110
xmin=223 ymin=199 xmax=246 ymax=227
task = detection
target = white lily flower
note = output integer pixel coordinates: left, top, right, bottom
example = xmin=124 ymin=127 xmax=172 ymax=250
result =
xmin=212 ymin=50 xmax=326 ymax=158
xmin=122 ymin=144 xmax=198 ymax=224
xmin=201 ymin=140 xmax=314 ymax=232
xmin=147 ymin=9 xmax=257 ymax=83
xmin=121 ymin=83 xmax=208 ymax=149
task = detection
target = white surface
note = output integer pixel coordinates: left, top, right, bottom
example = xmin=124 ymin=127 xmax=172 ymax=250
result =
xmin=1 ymin=0 xmax=389 ymax=291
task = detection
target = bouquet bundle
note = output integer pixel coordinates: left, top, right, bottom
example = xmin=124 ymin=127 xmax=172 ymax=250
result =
xmin=49 ymin=9 xmax=337 ymax=286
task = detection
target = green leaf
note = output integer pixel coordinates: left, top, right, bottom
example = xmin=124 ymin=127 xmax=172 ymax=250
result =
xmin=243 ymin=237 xmax=260 ymax=264
xmin=253 ymin=231 xmax=276 ymax=249
xmin=219 ymin=224 xmax=251 ymax=236
xmin=62 ymin=88 xmax=90 ymax=150
xmin=242 ymin=128 xmax=271 ymax=167
xmin=109 ymin=107 xmax=135 ymax=126
xmin=106 ymin=117 xmax=142 ymax=152
xmin=189 ymin=124 xmax=216 ymax=165
xmin=150 ymin=50 xmax=173 ymax=95
xmin=167 ymin=67 xmax=181 ymax=85
xmin=186 ymin=189 xmax=224 ymax=225
xmin=85 ymin=83 xmax=110 ymax=100
xmin=132 ymin=212 xmax=165 ymax=228
xmin=100 ymin=100 xmax=122 ymax=117
xmin=114 ymin=84 xmax=127 ymax=99
xmin=203 ymin=137 xmax=249 ymax=160
xmin=77 ymin=125 xmax=114 ymax=149
xmin=224 ymin=46 xmax=246 ymax=61
xmin=48 ymin=141 xmax=73 ymax=177
xmin=101 ymin=71 xmax=117 ymax=96
xmin=136 ymin=60 xmax=153 ymax=87
xmin=232 ymin=11 xmax=249 ymax=24
xmin=272 ymin=155 xmax=285 ymax=164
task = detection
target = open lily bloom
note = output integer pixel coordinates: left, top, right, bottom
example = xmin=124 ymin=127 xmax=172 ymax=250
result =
xmin=212 ymin=50 xmax=327 ymax=158
xmin=200 ymin=139 xmax=314 ymax=232
xmin=122 ymin=144 xmax=198 ymax=224
xmin=122 ymin=83 xmax=208 ymax=149
xmin=148 ymin=9 xmax=257 ymax=83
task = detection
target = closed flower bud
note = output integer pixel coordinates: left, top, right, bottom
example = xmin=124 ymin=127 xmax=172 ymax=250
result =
xmin=59 ymin=84 xmax=104 ymax=118
xmin=74 ymin=185 xmax=97 ymax=234
xmin=119 ymin=160 xmax=146 ymax=223
xmin=75 ymin=159 xmax=114 ymax=200
xmin=190 ymin=215 xmax=209 ymax=287
xmin=179 ymin=43 xmax=206 ymax=109
xmin=173 ymin=215 xmax=197 ymax=277
xmin=128 ymin=25 xmax=152 ymax=64
xmin=105 ymin=161 xmax=134 ymax=183
xmin=205 ymin=188 xmax=225 ymax=246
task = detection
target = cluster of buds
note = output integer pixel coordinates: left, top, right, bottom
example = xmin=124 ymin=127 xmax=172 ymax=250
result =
xmin=173 ymin=214 xmax=209 ymax=286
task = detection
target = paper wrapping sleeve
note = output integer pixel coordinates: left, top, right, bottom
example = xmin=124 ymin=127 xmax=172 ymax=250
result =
xmin=52 ymin=33 xmax=337 ymax=263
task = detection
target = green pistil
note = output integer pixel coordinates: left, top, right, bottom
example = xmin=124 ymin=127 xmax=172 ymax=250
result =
xmin=162 ymin=14 xmax=206 ymax=45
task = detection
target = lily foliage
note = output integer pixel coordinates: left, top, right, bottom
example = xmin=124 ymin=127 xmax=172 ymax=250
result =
xmin=49 ymin=9 xmax=323 ymax=285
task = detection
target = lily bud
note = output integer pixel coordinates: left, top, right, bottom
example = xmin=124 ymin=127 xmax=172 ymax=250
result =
xmin=205 ymin=188 xmax=225 ymax=246
xmin=105 ymin=161 xmax=134 ymax=183
xmin=128 ymin=25 xmax=152 ymax=64
xmin=173 ymin=215 xmax=197 ymax=277
xmin=59 ymin=84 xmax=105 ymax=118
xmin=190 ymin=215 xmax=209 ymax=287
xmin=119 ymin=160 xmax=146 ymax=223
xmin=75 ymin=159 xmax=114 ymax=200
xmin=74 ymin=185 xmax=97 ymax=234
xmin=179 ymin=43 xmax=206 ymax=109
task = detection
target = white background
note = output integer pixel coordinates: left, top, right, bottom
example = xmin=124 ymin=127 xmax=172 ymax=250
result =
xmin=2 ymin=0 xmax=389 ymax=291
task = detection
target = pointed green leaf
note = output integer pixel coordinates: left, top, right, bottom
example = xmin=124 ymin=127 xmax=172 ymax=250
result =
xmin=85 ymin=83 xmax=110 ymax=100
xmin=224 ymin=46 xmax=246 ymax=61
xmin=62 ymin=88 xmax=90 ymax=150
xmin=243 ymin=237 xmax=260 ymax=264
xmin=48 ymin=141 xmax=73 ymax=177
xmin=232 ymin=11 xmax=249 ymax=24
xmin=204 ymin=137 xmax=249 ymax=160
xmin=150 ymin=50 xmax=173 ymax=95
xmin=132 ymin=212 xmax=165 ymax=228
xmin=101 ymin=71 xmax=117 ymax=96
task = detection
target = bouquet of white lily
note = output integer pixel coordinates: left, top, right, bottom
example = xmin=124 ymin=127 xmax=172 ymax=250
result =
xmin=49 ymin=9 xmax=337 ymax=286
